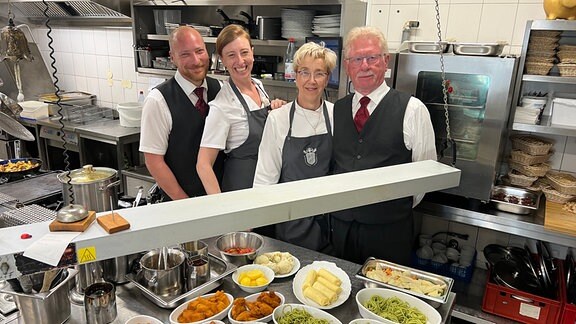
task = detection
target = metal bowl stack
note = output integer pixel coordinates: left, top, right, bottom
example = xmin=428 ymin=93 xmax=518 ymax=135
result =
xmin=215 ymin=232 xmax=263 ymax=266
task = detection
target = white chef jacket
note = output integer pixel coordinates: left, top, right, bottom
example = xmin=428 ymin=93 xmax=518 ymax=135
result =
xmin=200 ymin=78 xmax=270 ymax=153
xmin=352 ymin=81 xmax=437 ymax=206
xmin=139 ymin=71 xmax=212 ymax=155
xmin=254 ymin=100 xmax=334 ymax=187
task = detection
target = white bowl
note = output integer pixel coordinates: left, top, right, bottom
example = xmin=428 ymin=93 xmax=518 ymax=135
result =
xmin=200 ymin=321 xmax=225 ymax=324
xmin=125 ymin=315 xmax=163 ymax=324
xmin=356 ymin=287 xmax=441 ymax=324
xmin=232 ymin=264 xmax=275 ymax=293
xmin=228 ymin=291 xmax=285 ymax=324
xmin=169 ymin=292 xmax=234 ymax=324
xmin=273 ymin=303 xmax=343 ymax=324
xmin=349 ymin=319 xmax=386 ymax=324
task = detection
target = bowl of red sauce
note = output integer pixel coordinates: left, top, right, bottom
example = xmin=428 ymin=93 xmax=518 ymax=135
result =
xmin=216 ymin=232 xmax=264 ymax=266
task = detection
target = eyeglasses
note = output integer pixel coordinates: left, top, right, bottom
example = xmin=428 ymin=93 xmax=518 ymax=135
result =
xmin=296 ymin=70 xmax=329 ymax=80
xmin=346 ymin=54 xmax=385 ymax=67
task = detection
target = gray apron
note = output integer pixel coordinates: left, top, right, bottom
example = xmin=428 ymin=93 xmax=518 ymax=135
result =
xmin=275 ymin=101 xmax=332 ymax=250
xmin=221 ymin=79 xmax=269 ymax=192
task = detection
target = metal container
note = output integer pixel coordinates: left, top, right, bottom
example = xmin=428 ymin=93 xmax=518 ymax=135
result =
xmin=0 ymin=269 xmax=77 ymax=324
xmin=56 ymin=165 xmax=119 ymax=213
xmin=257 ymin=16 xmax=282 ymax=40
xmin=490 ymin=185 xmax=541 ymax=215
xmin=406 ymin=41 xmax=449 ymax=53
xmin=125 ymin=253 xmax=236 ymax=308
xmin=355 ymin=257 xmax=454 ymax=306
xmin=452 ymin=42 xmax=506 ymax=56
xmin=138 ymin=248 xmax=186 ymax=299
xmin=216 ymin=231 xmax=263 ymax=266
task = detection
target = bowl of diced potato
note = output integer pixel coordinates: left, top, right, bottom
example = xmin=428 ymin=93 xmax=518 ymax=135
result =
xmin=232 ymin=264 xmax=275 ymax=293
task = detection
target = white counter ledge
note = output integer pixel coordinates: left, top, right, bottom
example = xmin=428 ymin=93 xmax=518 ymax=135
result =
xmin=0 ymin=160 xmax=460 ymax=280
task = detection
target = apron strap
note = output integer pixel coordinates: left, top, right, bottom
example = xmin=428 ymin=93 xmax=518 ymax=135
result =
xmin=287 ymin=101 xmax=331 ymax=137
xmin=229 ymin=78 xmax=270 ymax=116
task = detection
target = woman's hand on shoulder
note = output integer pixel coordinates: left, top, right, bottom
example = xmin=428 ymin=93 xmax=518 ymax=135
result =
xmin=270 ymin=98 xmax=287 ymax=110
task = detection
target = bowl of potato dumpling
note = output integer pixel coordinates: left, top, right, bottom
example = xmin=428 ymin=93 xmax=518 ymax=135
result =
xmin=232 ymin=264 xmax=275 ymax=293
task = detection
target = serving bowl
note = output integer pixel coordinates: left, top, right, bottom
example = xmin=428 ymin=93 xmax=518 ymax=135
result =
xmin=169 ymin=291 xmax=233 ymax=324
xmin=216 ymin=232 xmax=263 ymax=266
xmin=273 ymin=303 xmax=342 ymax=324
xmin=232 ymin=264 xmax=275 ymax=293
xmin=125 ymin=315 xmax=163 ymax=324
xmin=356 ymin=287 xmax=441 ymax=324
xmin=349 ymin=319 xmax=386 ymax=324
xmin=228 ymin=291 xmax=285 ymax=324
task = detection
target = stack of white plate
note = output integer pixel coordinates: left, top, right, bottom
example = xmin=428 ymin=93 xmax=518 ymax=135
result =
xmin=281 ymin=8 xmax=315 ymax=40
xmin=312 ymin=14 xmax=340 ymax=37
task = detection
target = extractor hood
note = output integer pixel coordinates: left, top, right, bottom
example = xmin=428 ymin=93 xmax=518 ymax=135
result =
xmin=0 ymin=0 xmax=132 ymax=27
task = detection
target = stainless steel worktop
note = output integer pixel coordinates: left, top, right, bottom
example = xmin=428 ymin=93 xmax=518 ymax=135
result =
xmin=2 ymin=236 xmax=456 ymax=324
xmin=74 ymin=119 xmax=140 ymax=143
xmin=416 ymin=192 xmax=576 ymax=248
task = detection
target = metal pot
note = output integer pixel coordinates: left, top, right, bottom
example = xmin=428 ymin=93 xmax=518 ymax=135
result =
xmin=0 ymin=268 xmax=76 ymax=324
xmin=138 ymin=248 xmax=185 ymax=298
xmin=56 ymin=164 xmax=120 ymax=213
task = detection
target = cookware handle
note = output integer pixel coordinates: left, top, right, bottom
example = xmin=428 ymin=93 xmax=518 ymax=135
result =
xmin=99 ymin=180 xmax=121 ymax=191
xmin=511 ymin=294 xmax=534 ymax=303
xmin=239 ymin=11 xmax=254 ymax=23
xmin=216 ymin=9 xmax=231 ymax=22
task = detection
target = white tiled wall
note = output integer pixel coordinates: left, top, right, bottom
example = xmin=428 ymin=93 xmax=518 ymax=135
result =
xmin=30 ymin=27 xmax=150 ymax=109
xmin=367 ymin=0 xmax=547 ymax=54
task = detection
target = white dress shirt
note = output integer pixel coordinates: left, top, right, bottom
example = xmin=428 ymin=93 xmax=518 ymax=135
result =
xmin=254 ymin=100 xmax=334 ymax=187
xmin=139 ymin=71 xmax=209 ymax=155
xmin=200 ymin=78 xmax=270 ymax=153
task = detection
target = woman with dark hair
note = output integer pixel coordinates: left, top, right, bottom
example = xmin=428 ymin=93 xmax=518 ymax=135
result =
xmin=197 ymin=24 xmax=284 ymax=194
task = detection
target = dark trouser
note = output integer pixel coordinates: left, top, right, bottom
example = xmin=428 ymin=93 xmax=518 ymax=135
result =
xmin=330 ymin=216 xmax=413 ymax=266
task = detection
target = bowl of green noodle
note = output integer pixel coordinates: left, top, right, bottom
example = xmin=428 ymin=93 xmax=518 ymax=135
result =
xmin=355 ymin=288 xmax=441 ymax=324
xmin=273 ymin=303 xmax=342 ymax=324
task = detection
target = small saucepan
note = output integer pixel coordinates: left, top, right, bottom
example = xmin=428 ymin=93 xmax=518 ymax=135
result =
xmin=0 ymin=157 xmax=42 ymax=176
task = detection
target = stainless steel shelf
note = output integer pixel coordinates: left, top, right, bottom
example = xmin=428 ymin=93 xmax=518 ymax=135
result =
xmin=137 ymin=67 xmax=175 ymax=77
xmin=523 ymin=74 xmax=576 ymax=84
xmin=0 ymin=161 xmax=460 ymax=280
xmin=417 ymin=198 xmax=576 ymax=248
xmin=531 ymin=19 xmax=576 ymax=31
xmin=512 ymin=116 xmax=576 ymax=136
xmin=145 ymin=34 xmax=288 ymax=47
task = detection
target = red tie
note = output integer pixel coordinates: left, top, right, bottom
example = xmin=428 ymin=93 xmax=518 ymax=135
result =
xmin=193 ymin=87 xmax=209 ymax=117
xmin=354 ymin=96 xmax=370 ymax=132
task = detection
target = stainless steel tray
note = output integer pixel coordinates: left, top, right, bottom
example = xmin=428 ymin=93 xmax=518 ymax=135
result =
xmin=355 ymin=257 xmax=454 ymax=305
xmin=125 ymin=253 xmax=236 ymax=309
xmin=407 ymin=41 xmax=449 ymax=53
xmin=490 ymin=185 xmax=541 ymax=215
xmin=451 ymin=42 xmax=505 ymax=56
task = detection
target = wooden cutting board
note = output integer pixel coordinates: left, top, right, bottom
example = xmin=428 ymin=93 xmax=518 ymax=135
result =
xmin=544 ymin=201 xmax=576 ymax=235
xmin=49 ymin=211 xmax=96 ymax=232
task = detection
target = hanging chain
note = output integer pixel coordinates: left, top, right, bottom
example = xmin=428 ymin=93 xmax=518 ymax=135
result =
xmin=8 ymin=0 xmax=15 ymax=21
xmin=434 ymin=0 xmax=456 ymax=166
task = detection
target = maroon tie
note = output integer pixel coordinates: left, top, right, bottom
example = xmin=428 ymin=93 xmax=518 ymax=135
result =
xmin=354 ymin=96 xmax=370 ymax=132
xmin=193 ymin=87 xmax=209 ymax=117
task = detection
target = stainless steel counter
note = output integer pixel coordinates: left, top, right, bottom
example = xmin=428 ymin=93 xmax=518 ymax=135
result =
xmin=3 ymin=237 xmax=455 ymax=323
xmin=74 ymin=119 xmax=140 ymax=144
xmin=417 ymin=193 xmax=576 ymax=248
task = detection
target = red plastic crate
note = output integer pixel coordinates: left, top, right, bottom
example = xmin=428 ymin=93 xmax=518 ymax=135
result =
xmin=562 ymin=303 xmax=576 ymax=324
xmin=482 ymin=259 xmax=563 ymax=324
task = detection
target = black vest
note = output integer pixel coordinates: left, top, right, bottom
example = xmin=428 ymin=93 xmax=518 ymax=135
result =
xmin=157 ymin=76 xmax=222 ymax=198
xmin=332 ymin=88 xmax=413 ymax=224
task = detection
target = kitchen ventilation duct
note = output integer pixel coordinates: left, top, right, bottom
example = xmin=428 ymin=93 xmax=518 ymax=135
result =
xmin=0 ymin=0 xmax=132 ymax=27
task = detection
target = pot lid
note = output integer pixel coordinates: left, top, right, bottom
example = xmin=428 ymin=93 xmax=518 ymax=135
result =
xmin=58 ymin=165 xmax=116 ymax=184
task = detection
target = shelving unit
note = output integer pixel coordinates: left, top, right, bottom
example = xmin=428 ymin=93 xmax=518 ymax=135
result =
xmin=510 ymin=20 xmax=576 ymax=135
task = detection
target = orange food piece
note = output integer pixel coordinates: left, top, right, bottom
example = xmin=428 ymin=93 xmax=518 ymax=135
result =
xmin=177 ymin=290 xmax=230 ymax=323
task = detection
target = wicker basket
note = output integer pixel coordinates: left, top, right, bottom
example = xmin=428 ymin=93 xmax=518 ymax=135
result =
xmin=528 ymin=42 xmax=558 ymax=52
xmin=509 ymin=160 xmax=551 ymax=177
xmin=546 ymin=171 xmax=576 ymax=195
xmin=526 ymin=55 xmax=556 ymax=63
xmin=559 ymin=44 xmax=576 ymax=52
xmin=557 ymin=63 xmax=576 ymax=77
xmin=510 ymin=150 xmax=552 ymax=166
xmin=542 ymin=186 xmax=575 ymax=203
xmin=529 ymin=36 xmax=560 ymax=45
xmin=508 ymin=170 xmax=537 ymax=187
xmin=525 ymin=62 xmax=554 ymax=75
xmin=510 ymin=135 xmax=554 ymax=156
xmin=558 ymin=51 xmax=576 ymax=64
xmin=531 ymin=30 xmax=562 ymax=38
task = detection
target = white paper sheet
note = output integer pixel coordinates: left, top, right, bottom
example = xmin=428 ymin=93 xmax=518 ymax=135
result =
xmin=23 ymin=232 xmax=81 ymax=266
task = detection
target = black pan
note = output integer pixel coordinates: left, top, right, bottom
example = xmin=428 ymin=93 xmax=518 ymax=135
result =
xmin=217 ymin=9 xmax=247 ymax=28
xmin=0 ymin=158 xmax=42 ymax=176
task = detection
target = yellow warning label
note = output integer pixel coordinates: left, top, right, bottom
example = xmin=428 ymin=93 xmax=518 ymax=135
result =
xmin=77 ymin=247 xmax=97 ymax=264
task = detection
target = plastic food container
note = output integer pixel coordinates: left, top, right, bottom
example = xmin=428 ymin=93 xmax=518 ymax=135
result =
xmin=19 ymin=101 xmax=49 ymax=120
